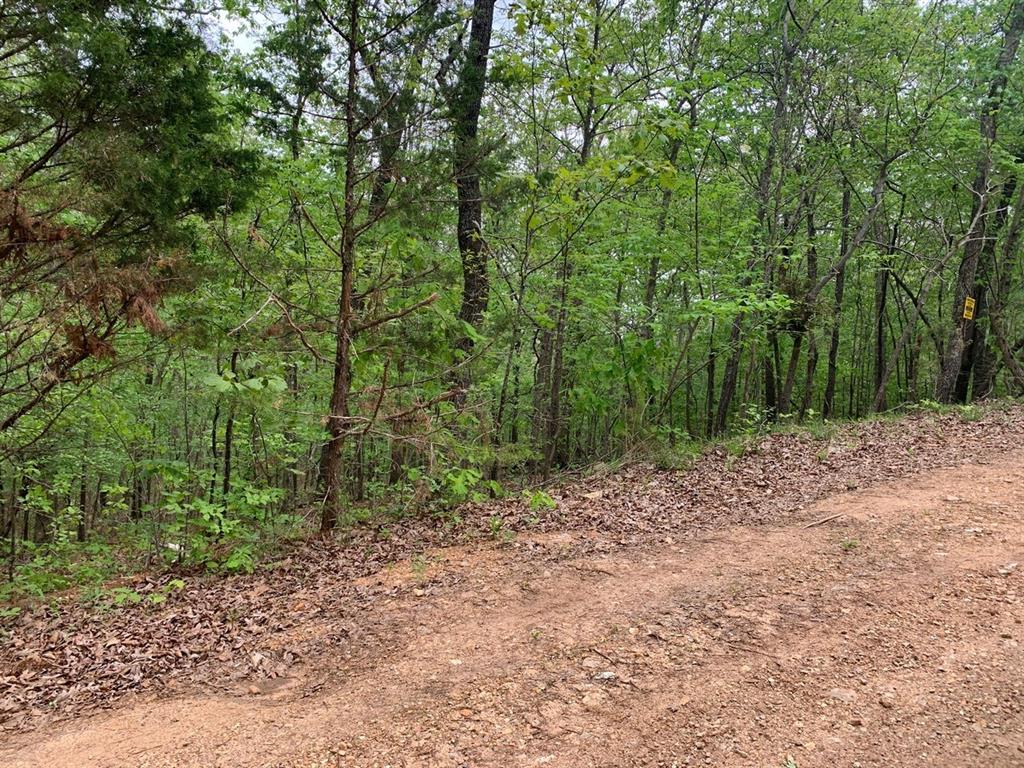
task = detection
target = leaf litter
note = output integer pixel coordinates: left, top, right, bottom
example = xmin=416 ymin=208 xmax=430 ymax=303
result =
xmin=2 ymin=405 xmax=1023 ymax=733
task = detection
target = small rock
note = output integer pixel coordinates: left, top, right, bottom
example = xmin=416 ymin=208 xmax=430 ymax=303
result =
xmin=879 ymin=692 xmax=895 ymax=709
xmin=594 ymin=670 xmax=617 ymax=682
xmin=248 ymin=685 xmax=260 ymax=695
xmin=829 ymin=687 xmax=857 ymax=703
xmin=539 ymin=701 xmax=564 ymax=721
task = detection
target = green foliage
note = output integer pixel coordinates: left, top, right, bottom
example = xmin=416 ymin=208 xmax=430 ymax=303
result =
xmin=443 ymin=468 xmax=485 ymax=505
xmin=1 ymin=538 xmax=119 ymax=604
xmin=524 ymin=489 xmax=557 ymax=512
xmin=910 ymin=400 xmax=984 ymax=422
xmin=103 ymin=578 xmax=184 ymax=610
xmin=3 ymin=0 xmax=1024 ymax=600
xmin=487 ymin=515 xmax=514 ymax=542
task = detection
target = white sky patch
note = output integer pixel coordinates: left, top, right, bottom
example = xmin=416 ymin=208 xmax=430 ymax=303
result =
xmin=214 ymin=8 xmax=261 ymax=55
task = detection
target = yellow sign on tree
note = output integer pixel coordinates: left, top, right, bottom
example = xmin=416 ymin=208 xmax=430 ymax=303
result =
xmin=963 ymin=296 xmax=976 ymax=320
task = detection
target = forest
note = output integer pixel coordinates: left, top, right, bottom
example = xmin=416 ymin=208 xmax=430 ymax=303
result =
xmin=2 ymin=0 xmax=1024 ymax=595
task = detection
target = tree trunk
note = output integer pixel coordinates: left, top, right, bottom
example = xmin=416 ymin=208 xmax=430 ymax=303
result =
xmin=969 ymin=178 xmax=1016 ymax=399
xmin=874 ymin=265 xmax=888 ymax=404
xmin=716 ymin=3 xmax=798 ymax=434
xmin=222 ymin=349 xmax=239 ymax=499
xmin=874 ymin=270 xmax=942 ymax=412
xmin=936 ymin=0 xmax=1024 ymax=402
xmin=704 ymin=340 xmax=716 ymax=437
xmin=542 ymin=252 xmax=570 ymax=480
xmin=984 ymin=180 xmax=1024 ymax=394
xmin=799 ymin=332 xmax=818 ymax=419
xmin=823 ymin=185 xmax=851 ymax=418
xmin=779 ymin=332 xmax=803 ymax=416
xmin=318 ymin=0 xmax=360 ymax=535
xmin=713 ymin=318 xmax=743 ymax=435
xmin=450 ymin=0 xmax=497 ymax=361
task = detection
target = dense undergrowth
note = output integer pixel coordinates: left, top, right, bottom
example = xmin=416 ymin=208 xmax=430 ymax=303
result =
xmin=1 ymin=399 xmax=1008 ymax=614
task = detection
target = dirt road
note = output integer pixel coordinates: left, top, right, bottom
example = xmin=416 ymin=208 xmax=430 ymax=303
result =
xmin=3 ymin=451 xmax=1024 ymax=767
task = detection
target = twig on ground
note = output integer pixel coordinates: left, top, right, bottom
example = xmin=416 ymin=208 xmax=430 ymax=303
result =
xmin=802 ymin=512 xmax=845 ymax=529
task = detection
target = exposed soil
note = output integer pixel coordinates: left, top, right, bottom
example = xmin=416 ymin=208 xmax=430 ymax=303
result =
xmin=3 ymin=408 xmax=1024 ymax=766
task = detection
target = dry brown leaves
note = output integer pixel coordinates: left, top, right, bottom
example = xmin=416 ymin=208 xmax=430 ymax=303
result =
xmin=2 ymin=405 xmax=1022 ymax=732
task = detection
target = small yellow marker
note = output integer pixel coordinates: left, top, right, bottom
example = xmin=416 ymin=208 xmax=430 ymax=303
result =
xmin=963 ymin=296 xmax=976 ymax=320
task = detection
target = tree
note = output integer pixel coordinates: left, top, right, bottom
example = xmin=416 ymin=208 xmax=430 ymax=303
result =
xmin=444 ymin=0 xmax=498 ymax=369
xmin=936 ymin=0 xmax=1024 ymax=403
xmin=6 ymin=0 xmax=1024 ymax=587
xmin=0 ymin=0 xmax=257 ymax=445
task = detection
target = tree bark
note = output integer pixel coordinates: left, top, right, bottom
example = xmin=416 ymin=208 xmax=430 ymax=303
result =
xmin=222 ymin=349 xmax=239 ymax=499
xmin=935 ymin=0 xmax=1024 ymax=402
xmin=318 ymin=0 xmax=360 ymax=535
xmin=450 ymin=0 xmax=497 ymax=360
xmin=967 ymin=178 xmax=1016 ymax=399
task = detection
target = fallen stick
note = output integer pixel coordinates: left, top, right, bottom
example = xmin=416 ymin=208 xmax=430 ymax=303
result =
xmin=590 ymin=647 xmax=619 ymax=665
xmin=802 ymin=512 xmax=844 ymax=529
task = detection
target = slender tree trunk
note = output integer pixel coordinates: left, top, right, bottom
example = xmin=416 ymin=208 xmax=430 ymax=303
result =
xmin=823 ymin=185 xmax=851 ymax=418
xmin=542 ymin=251 xmax=570 ymax=480
xmin=77 ymin=466 xmax=87 ymax=543
xmin=6 ymin=487 xmax=14 ymax=583
xmin=318 ymin=0 xmax=360 ymax=535
xmin=764 ymin=351 xmax=779 ymax=422
xmin=532 ymin=327 xmax=552 ymax=469
xmin=642 ymin=132 xmax=685 ymax=341
xmin=799 ymin=333 xmax=818 ymax=419
xmin=538 ymin=0 xmax=602 ymax=472
xmin=874 ymin=264 xmax=888 ymax=403
xmin=714 ymin=318 xmax=743 ymax=435
xmin=779 ymin=332 xmax=803 ymax=416
xmin=704 ymin=338 xmax=716 ymax=436
xmin=222 ymin=349 xmax=239 ymax=499
xmin=874 ymin=270 xmax=942 ymax=412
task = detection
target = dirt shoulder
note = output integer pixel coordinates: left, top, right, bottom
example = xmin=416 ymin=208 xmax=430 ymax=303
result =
xmin=2 ymin=423 xmax=1024 ymax=766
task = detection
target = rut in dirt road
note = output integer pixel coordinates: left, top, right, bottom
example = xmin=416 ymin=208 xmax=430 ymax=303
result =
xmin=3 ymin=449 xmax=1024 ymax=768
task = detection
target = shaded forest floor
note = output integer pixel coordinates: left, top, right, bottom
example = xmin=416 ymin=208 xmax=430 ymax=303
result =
xmin=3 ymin=405 xmax=1024 ymax=766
